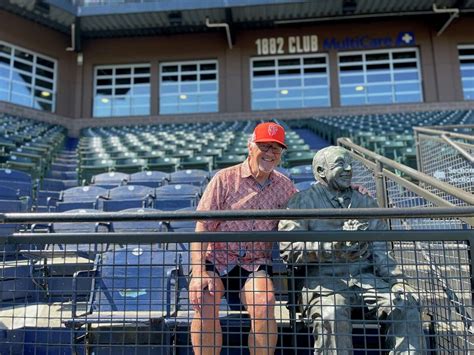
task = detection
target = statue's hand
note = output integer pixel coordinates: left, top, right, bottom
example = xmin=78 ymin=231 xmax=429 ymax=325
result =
xmin=391 ymin=282 xmax=419 ymax=303
xmin=343 ymin=219 xmax=369 ymax=231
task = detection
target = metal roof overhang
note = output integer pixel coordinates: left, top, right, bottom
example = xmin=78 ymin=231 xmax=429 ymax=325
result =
xmin=1 ymin=0 xmax=474 ymax=38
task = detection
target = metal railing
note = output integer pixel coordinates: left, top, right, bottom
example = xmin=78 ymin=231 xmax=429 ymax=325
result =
xmin=338 ymin=137 xmax=474 ymax=228
xmin=1 ymin=207 xmax=473 ymax=354
xmin=413 ymin=125 xmax=473 ymax=202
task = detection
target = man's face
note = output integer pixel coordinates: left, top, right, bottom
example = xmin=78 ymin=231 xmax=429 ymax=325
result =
xmin=322 ymin=150 xmax=352 ymax=191
xmin=248 ymin=142 xmax=283 ymax=175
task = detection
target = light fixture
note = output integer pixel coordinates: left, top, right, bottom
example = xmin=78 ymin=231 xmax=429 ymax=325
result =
xmin=280 ymin=89 xmax=289 ymax=95
xmin=101 ymin=98 xmax=110 ymax=104
xmin=179 ymin=94 xmax=188 ymax=100
xmin=355 ymin=85 xmax=364 ymax=91
xmin=40 ymin=91 xmax=50 ymax=97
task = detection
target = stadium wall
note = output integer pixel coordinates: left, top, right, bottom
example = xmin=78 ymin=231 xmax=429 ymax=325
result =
xmin=0 ymin=10 xmax=473 ymax=136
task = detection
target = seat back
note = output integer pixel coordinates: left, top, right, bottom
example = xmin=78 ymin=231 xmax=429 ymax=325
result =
xmin=169 ymin=169 xmax=209 ymax=187
xmin=129 ymin=170 xmax=169 ymax=188
xmin=91 ymin=171 xmax=129 ymax=189
xmin=92 ymin=245 xmax=186 ymax=315
xmin=155 ymin=184 xmax=200 ymax=211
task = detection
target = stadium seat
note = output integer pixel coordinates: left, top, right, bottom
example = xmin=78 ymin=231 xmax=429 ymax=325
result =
xmin=67 ymin=245 xmax=188 ymax=353
xmin=215 ymin=154 xmax=246 ymax=169
xmin=179 ymin=156 xmax=213 ymax=171
xmin=147 ymin=157 xmax=180 ymax=173
xmin=155 ymin=184 xmax=201 ymax=211
xmin=284 ymin=151 xmax=314 ymax=168
xmin=169 ymin=170 xmax=209 ymax=188
xmin=102 ymin=185 xmax=156 ymax=211
xmin=90 ymin=171 xmax=129 ymax=189
xmin=289 ymin=164 xmax=314 ymax=183
xmin=52 ymin=186 xmax=108 ymax=212
xmin=295 ymin=180 xmax=318 ymax=191
xmin=129 ymin=170 xmax=169 ymax=188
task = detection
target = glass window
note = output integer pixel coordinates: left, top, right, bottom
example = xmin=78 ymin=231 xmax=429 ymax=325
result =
xmin=93 ymin=64 xmax=150 ymax=117
xmin=338 ymin=48 xmax=423 ymax=106
xmin=0 ymin=41 xmax=56 ymax=112
xmin=159 ymin=60 xmax=218 ymax=114
xmin=251 ymin=54 xmax=330 ymax=110
xmin=458 ymin=45 xmax=474 ymax=100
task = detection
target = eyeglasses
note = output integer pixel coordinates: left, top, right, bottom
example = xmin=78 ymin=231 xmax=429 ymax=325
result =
xmin=256 ymin=143 xmax=284 ymax=154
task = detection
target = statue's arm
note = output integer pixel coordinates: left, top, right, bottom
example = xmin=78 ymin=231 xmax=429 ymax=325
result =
xmin=278 ymin=193 xmax=322 ymax=264
xmin=364 ymin=197 xmax=404 ymax=282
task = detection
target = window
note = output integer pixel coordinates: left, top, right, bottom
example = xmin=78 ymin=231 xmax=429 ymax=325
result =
xmin=159 ymin=60 xmax=218 ymax=114
xmin=251 ymin=54 xmax=330 ymax=110
xmin=93 ymin=64 xmax=150 ymax=117
xmin=338 ymin=48 xmax=422 ymax=106
xmin=0 ymin=41 xmax=56 ymax=112
xmin=458 ymin=45 xmax=474 ymax=100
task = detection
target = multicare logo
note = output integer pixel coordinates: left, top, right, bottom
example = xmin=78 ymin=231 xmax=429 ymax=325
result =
xmin=323 ymin=31 xmax=415 ymax=50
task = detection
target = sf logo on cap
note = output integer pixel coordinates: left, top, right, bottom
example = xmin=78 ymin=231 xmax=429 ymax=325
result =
xmin=268 ymin=124 xmax=279 ymax=136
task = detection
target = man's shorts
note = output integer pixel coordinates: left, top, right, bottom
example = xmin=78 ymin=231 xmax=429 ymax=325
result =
xmin=205 ymin=261 xmax=273 ymax=311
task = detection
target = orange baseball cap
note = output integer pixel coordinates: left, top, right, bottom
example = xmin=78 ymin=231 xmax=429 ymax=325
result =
xmin=252 ymin=122 xmax=287 ymax=149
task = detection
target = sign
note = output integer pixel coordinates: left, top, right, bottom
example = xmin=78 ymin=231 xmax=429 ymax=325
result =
xmin=323 ymin=31 xmax=415 ymax=50
xmin=255 ymin=35 xmax=318 ymax=56
xmin=433 ymin=168 xmax=474 ymax=184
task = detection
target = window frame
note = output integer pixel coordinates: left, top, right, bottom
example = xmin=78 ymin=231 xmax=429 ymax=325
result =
xmin=93 ymin=63 xmax=151 ymax=118
xmin=458 ymin=44 xmax=474 ymax=101
xmin=337 ymin=47 xmax=423 ymax=106
xmin=0 ymin=40 xmax=57 ymax=112
xmin=250 ymin=53 xmax=331 ymax=111
xmin=159 ymin=59 xmax=219 ymax=115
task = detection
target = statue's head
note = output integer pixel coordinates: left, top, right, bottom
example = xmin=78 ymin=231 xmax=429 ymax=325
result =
xmin=312 ymin=146 xmax=352 ymax=191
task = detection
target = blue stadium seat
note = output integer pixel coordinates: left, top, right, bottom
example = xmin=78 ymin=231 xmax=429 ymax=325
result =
xmin=102 ymin=185 xmax=155 ymax=212
xmin=111 ymin=207 xmax=165 ymax=234
xmin=129 ymin=170 xmax=169 ymax=188
xmin=52 ymin=186 xmax=108 ymax=212
xmin=0 ymin=168 xmax=33 ymax=198
xmin=290 ymin=164 xmax=314 ymax=183
xmin=47 ymin=209 xmax=111 ymax=258
xmin=295 ymin=180 xmax=318 ymax=192
xmin=90 ymin=171 xmax=129 ymax=189
xmin=155 ymin=184 xmax=201 ymax=211
xmin=67 ymin=245 xmax=188 ymax=352
xmin=169 ymin=169 xmax=209 ymax=188
xmin=0 ymin=185 xmax=30 ymax=259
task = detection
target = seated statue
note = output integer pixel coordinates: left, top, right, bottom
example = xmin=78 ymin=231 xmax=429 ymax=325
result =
xmin=278 ymin=146 xmax=426 ymax=355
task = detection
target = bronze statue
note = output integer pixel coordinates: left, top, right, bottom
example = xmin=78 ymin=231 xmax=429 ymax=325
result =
xmin=279 ymin=146 xmax=426 ymax=354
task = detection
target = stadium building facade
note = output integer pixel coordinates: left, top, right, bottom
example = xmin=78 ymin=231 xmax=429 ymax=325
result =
xmin=0 ymin=0 xmax=473 ymax=136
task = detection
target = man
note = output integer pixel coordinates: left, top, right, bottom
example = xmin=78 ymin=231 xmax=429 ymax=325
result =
xmin=189 ymin=122 xmax=297 ymax=355
xmin=278 ymin=146 xmax=426 ymax=355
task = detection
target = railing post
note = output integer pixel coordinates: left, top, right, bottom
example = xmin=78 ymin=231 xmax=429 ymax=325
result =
xmin=414 ymin=128 xmax=422 ymax=171
xmin=375 ymin=161 xmax=387 ymax=208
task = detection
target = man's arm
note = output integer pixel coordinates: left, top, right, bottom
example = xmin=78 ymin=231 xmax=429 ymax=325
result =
xmin=188 ymin=175 xmax=222 ymax=311
xmin=190 ymin=221 xmax=209 ymax=275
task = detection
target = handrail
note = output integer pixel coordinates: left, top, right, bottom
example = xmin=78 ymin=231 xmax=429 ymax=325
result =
xmin=4 ymin=230 xmax=473 ymax=245
xmin=1 ymin=207 xmax=473 ymax=223
xmin=414 ymin=126 xmax=474 ymax=141
xmin=337 ymin=138 xmax=474 ymax=205
xmin=441 ymin=134 xmax=474 ymax=163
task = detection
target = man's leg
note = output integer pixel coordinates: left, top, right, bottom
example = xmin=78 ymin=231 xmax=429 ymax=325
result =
xmin=241 ymin=269 xmax=277 ymax=355
xmin=190 ymin=270 xmax=225 ymax=355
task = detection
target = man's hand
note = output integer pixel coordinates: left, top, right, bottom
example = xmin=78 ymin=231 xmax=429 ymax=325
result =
xmin=351 ymin=184 xmax=370 ymax=195
xmin=188 ymin=271 xmax=216 ymax=313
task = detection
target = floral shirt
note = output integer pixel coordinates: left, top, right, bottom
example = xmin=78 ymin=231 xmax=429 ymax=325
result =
xmin=197 ymin=159 xmax=297 ymax=274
